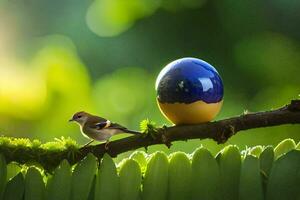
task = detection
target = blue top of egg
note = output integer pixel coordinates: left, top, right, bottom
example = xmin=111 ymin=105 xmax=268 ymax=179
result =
xmin=156 ymin=57 xmax=224 ymax=104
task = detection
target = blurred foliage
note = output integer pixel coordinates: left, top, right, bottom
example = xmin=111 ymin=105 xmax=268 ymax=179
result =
xmin=0 ymin=0 xmax=300 ymax=161
xmin=1 ymin=139 xmax=300 ymax=200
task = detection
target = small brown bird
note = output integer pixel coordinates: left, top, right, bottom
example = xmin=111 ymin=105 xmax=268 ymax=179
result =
xmin=69 ymin=111 xmax=140 ymax=148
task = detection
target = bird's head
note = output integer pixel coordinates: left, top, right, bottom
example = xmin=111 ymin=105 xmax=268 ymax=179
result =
xmin=69 ymin=111 xmax=90 ymax=125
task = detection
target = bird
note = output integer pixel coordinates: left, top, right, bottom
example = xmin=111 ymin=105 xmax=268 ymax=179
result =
xmin=69 ymin=111 xmax=140 ymax=149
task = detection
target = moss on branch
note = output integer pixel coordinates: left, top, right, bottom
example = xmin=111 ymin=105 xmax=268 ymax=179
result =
xmin=0 ymin=99 xmax=300 ymax=170
xmin=0 ymin=137 xmax=79 ymax=170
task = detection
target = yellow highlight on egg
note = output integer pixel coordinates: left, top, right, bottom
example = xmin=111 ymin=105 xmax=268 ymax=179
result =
xmin=157 ymin=98 xmax=223 ymax=125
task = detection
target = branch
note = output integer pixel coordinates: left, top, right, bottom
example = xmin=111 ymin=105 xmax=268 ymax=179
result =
xmin=1 ymin=100 xmax=300 ymax=170
xmin=80 ymin=99 xmax=300 ymax=156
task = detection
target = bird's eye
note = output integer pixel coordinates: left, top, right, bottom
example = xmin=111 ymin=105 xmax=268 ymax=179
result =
xmin=77 ymin=115 xmax=82 ymax=118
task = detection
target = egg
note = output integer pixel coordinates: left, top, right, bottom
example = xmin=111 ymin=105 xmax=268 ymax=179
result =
xmin=155 ymin=57 xmax=224 ymax=125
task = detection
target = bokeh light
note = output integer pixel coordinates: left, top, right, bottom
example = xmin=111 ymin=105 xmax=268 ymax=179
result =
xmin=0 ymin=0 xmax=299 ymax=157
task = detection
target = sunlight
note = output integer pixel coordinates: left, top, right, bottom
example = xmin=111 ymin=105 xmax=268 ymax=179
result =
xmin=0 ymin=58 xmax=47 ymax=119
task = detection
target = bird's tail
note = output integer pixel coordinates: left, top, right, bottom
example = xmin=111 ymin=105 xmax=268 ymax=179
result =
xmin=124 ymin=129 xmax=141 ymax=134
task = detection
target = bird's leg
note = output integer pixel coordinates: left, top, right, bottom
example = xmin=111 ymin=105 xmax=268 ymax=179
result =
xmin=83 ymin=140 xmax=94 ymax=147
xmin=105 ymin=140 xmax=110 ymax=150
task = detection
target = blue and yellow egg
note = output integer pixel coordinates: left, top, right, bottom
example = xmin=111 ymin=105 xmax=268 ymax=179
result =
xmin=155 ymin=57 xmax=224 ymax=125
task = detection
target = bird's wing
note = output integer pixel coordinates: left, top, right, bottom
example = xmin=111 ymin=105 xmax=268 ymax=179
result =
xmin=85 ymin=115 xmax=108 ymax=129
xmin=108 ymin=122 xmax=127 ymax=130
xmin=95 ymin=121 xmax=140 ymax=134
xmin=94 ymin=121 xmax=109 ymax=130
xmin=108 ymin=123 xmax=140 ymax=134
xmin=93 ymin=120 xmax=126 ymax=129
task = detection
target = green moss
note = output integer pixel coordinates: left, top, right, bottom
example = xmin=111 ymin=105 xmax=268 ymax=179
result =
xmin=0 ymin=136 xmax=79 ymax=151
xmin=0 ymin=136 xmax=79 ymax=171
xmin=140 ymin=119 xmax=160 ymax=138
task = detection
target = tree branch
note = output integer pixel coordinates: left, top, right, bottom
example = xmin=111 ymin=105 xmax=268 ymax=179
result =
xmin=1 ymin=100 xmax=300 ymax=170
xmin=79 ymin=99 xmax=300 ymax=157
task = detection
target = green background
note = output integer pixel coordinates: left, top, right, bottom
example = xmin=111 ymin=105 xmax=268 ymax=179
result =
xmin=0 ymin=0 xmax=299 ymax=159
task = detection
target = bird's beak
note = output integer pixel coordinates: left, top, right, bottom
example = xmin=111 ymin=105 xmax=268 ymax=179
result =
xmin=69 ymin=119 xmax=74 ymax=122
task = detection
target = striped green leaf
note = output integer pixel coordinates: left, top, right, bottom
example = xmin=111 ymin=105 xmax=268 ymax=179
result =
xmin=46 ymin=160 xmax=72 ymax=200
xmin=88 ymin=176 xmax=96 ymax=200
xmin=296 ymin=141 xmax=300 ymax=150
xmin=95 ymin=154 xmax=119 ymax=200
xmin=130 ymin=151 xmax=148 ymax=172
xmin=168 ymin=152 xmax=192 ymax=200
xmin=6 ymin=162 xmax=21 ymax=181
xmin=274 ymin=138 xmax=296 ymax=159
xmin=239 ymin=155 xmax=263 ymax=200
xmin=3 ymin=172 xmax=24 ymax=200
xmin=142 ymin=152 xmax=168 ymax=200
xmin=191 ymin=147 xmax=220 ymax=200
xmin=218 ymin=145 xmax=241 ymax=200
xmin=260 ymin=146 xmax=274 ymax=176
xmin=119 ymin=159 xmax=141 ymax=200
xmin=249 ymin=145 xmax=263 ymax=157
xmin=0 ymin=155 xmax=6 ymax=200
xmin=71 ymin=153 xmax=97 ymax=200
xmin=25 ymin=167 xmax=45 ymax=200
xmin=266 ymin=150 xmax=300 ymax=200
xmin=259 ymin=146 xmax=274 ymax=194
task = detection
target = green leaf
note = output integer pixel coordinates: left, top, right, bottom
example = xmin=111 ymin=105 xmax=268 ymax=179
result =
xmin=130 ymin=151 xmax=148 ymax=173
xmin=296 ymin=141 xmax=300 ymax=150
xmin=95 ymin=154 xmax=119 ymax=200
xmin=239 ymin=155 xmax=263 ymax=200
xmin=259 ymin=146 xmax=274 ymax=195
xmin=6 ymin=162 xmax=21 ymax=181
xmin=119 ymin=159 xmax=142 ymax=200
xmin=168 ymin=152 xmax=192 ymax=200
xmin=87 ymin=176 xmax=96 ymax=200
xmin=71 ymin=153 xmax=97 ymax=200
xmin=249 ymin=145 xmax=263 ymax=157
xmin=266 ymin=150 xmax=300 ymax=200
xmin=218 ymin=145 xmax=241 ymax=200
xmin=260 ymin=146 xmax=274 ymax=176
xmin=45 ymin=160 xmax=71 ymax=200
xmin=142 ymin=152 xmax=169 ymax=200
xmin=0 ymin=155 xmax=7 ymax=200
xmin=274 ymin=138 xmax=296 ymax=159
xmin=3 ymin=172 xmax=24 ymax=200
xmin=191 ymin=147 xmax=220 ymax=200
xmin=24 ymin=167 xmax=45 ymax=200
